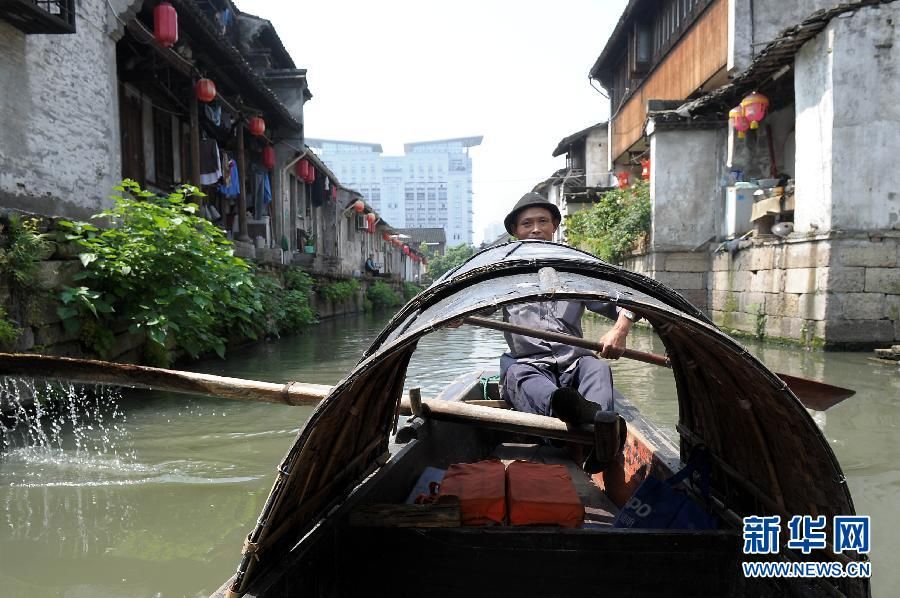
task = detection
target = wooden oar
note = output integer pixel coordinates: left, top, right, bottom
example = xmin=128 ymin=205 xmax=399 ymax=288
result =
xmin=463 ymin=316 xmax=855 ymax=411
xmin=0 ymin=353 xmax=595 ymax=445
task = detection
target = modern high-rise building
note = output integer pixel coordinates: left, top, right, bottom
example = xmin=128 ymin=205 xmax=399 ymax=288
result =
xmin=307 ymin=136 xmax=482 ymax=245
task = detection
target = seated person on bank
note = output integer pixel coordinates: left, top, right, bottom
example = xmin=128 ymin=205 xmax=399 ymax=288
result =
xmin=364 ymin=254 xmax=382 ymax=276
xmin=496 ymin=193 xmax=636 ymax=428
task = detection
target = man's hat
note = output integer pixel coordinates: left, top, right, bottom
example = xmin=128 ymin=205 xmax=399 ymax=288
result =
xmin=503 ymin=192 xmax=562 ymax=235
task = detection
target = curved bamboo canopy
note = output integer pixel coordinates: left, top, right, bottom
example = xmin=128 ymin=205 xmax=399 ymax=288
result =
xmin=230 ymin=240 xmax=858 ymax=595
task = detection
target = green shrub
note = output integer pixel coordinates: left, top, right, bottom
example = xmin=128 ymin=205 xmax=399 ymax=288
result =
xmin=366 ymin=280 xmax=401 ymax=310
xmin=284 ymin=267 xmax=313 ymax=293
xmin=318 ymin=278 xmax=360 ymax=303
xmin=57 ymin=180 xmax=262 ymax=359
xmin=426 ymin=244 xmax=476 ymax=279
xmin=0 ymin=306 xmax=20 ymax=349
xmin=565 ymin=181 xmax=651 ymax=263
xmin=0 ymin=214 xmax=49 ymax=288
xmin=402 ymin=282 xmax=423 ymax=301
xmin=255 ymin=272 xmax=317 ymax=337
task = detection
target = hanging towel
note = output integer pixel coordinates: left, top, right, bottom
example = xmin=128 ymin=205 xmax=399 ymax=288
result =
xmin=219 ymin=159 xmax=240 ymax=198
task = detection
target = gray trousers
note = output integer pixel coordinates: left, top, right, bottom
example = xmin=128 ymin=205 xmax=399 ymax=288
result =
xmin=502 ymin=356 xmax=614 ymax=417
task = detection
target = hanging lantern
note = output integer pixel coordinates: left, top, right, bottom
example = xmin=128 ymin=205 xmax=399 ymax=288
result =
xmin=729 ymin=106 xmax=750 ymax=139
xmin=640 ymin=158 xmax=651 ymax=181
xmin=307 ymin=166 xmax=316 ymax=184
xmin=153 ymin=1 xmax=178 ymax=48
xmin=367 ymin=220 xmax=375 ymax=234
xmin=616 ymin=171 xmax=630 ymax=189
xmin=382 ymin=232 xmax=390 ymax=242
xmin=353 ymin=200 xmax=365 ymax=213
xmin=195 ymin=78 xmax=216 ymax=103
xmin=403 ymin=245 xmax=410 ymax=256
xmin=247 ymin=116 xmax=266 ymax=136
xmin=295 ymin=159 xmax=309 ymax=180
xmin=366 ymin=212 xmax=377 ymax=224
xmin=261 ymin=145 xmax=275 ymax=170
xmin=331 ymin=184 xmax=338 ymax=200
xmin=391 ymin=238 xmax=401 ymax=247
xmin=740 ymin=92 xmax=769 ymax=130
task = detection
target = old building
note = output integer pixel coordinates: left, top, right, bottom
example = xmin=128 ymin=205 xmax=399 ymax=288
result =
xmin=534 ymin=122 xmax=613 ymax=243
xmin=0 ymin=0 xmax=334 ymax=260
xmin=589 ymin=0 xmax=900 ymax=348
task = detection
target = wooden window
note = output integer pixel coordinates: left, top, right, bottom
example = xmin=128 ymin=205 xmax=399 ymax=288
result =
xmin=152 ymin=107 xmax=174 ymax=187
xmin=119 ymin=89 xmax=144 ymax=186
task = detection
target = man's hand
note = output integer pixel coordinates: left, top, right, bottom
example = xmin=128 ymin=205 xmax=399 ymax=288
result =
xmin=598 ymin=312 xmax=633 ymax=359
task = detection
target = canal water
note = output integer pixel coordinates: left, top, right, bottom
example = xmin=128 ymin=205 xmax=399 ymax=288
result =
xmin=0 ymin=311 xmax=897 ymax=597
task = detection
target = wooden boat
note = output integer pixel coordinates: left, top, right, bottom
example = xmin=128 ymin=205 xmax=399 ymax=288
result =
xmin=192 ymin=240 xmax=868 ymax=597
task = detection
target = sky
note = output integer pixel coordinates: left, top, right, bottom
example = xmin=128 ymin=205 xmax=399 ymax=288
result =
xmin=246 ymin=0 xmax=628 ymax=244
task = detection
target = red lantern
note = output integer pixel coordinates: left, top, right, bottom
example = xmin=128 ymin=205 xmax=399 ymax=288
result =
xmin=247 ymin=116 xmax=265 ymax=137
xmin=331 ymin=184 xmax=337 ymax=200
xmin=402 ymin=245 xmax=411 ymax=256
xmin=307 ymin=166 xmax=316 ymax=183
xmin=353 ymin=200 xmax=365 ymax=213
xmin=382 ymin=232 xmax=390 ymax=241
xmin=153 ymin=1 xmax=178 ymax=48
xmin=729 ymin=106 xmax=750 ymax=139
xmin=366 ymin=212 xmax=377 ymax=224
xmin=741 ymin=92 xmax=769 ymax=130
xmin=640 ymin=158 xmax=650 ymax=181
xmin=616 ymin=171 xmax=630 ymax=189
xmin=295 ymin=159 xmax=309 ymax=180
xmin=195 ymin=78 xmax=216 ymax=103
xmin=262 ymin=145 xmax=275 ymax=170
xmin=367 ymin=220 xmax=375 ymax=234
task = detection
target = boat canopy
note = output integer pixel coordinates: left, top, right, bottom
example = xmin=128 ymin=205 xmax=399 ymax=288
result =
xmin=228 ymin=240 xmax=856 ymax=595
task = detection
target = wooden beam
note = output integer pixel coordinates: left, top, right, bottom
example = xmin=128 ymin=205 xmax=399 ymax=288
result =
xmin=236 ymin=123 xmax=250 ymax=241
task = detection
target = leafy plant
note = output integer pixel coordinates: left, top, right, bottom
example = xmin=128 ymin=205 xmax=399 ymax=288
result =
xmin=426 ymin=243 xmax=476 ymax=279
xmin=318 ymin=278 xmax=359 ymax=303
xmin=256 ymin=272 xmax=317 ymax=337
xmin=366 ymin=280 xmax=401 ymax=310
xmin=304 ymin=231 xmax=317 ymax=247
xmin=0 ymin=214 xmax=49 ymax=288
xmin=0 ymin=306 xmax=21 ymax=348
xmin=57 ymin=180 xmax=262 ymax=359
xmin=402 ymin=282 xmax=423 ymax=301
xmin=284 ymin=267 xmax=314 ymax=293
xmin=565 ymin=181 xmax=651 ymax=263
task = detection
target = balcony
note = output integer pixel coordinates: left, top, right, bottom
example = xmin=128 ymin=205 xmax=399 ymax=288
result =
xmin=0 ymin=0 xmax=76 ymax=34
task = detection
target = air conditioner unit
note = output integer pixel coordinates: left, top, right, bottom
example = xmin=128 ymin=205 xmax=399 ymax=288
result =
xmin=356 ymin=215 xmax=368 ymax=230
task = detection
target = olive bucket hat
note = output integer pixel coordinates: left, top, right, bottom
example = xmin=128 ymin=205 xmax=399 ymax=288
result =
xmin=503 ymin=192 xmax=562 ymax=235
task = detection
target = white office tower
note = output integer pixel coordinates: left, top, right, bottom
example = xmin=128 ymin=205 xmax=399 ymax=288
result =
xmin=307 ymin=136 xmax=482 ymax=246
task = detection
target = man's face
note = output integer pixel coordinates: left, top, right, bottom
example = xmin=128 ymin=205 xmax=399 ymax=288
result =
xmin=513 ymin=207 xmax=558 ymax=241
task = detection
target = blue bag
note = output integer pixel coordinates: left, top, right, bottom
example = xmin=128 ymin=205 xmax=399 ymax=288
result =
xmin=612 ymin=449 xmax=717 ymax=530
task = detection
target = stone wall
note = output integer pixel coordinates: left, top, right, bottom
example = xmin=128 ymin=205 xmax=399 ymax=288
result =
xmin=709 ymin=233 xmax=900 ymax=348
xmin=623 ymin=250 xmax=711 ymax=312
xmin=0 ymin=0 xmax=126 ymax=220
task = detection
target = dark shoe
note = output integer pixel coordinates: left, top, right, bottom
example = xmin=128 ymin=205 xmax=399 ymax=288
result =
xmin=550 ymin=386 xmax=600 ymax=425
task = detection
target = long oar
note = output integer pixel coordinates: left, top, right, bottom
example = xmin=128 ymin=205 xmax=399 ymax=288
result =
xmin=0 ymin=353 xmax=596 ymax=445
xmin=463 ymin=316 xmax=855 ymax=411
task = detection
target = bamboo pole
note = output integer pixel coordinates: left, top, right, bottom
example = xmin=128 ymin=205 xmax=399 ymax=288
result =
xmin=0 ymin=353 xmax=595 ymax=444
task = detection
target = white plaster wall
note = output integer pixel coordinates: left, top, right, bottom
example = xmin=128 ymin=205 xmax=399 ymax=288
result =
xmin=0 ymin=0 xmax=126 ymax=219
xmin=585 ymin=126 xmax=609 ymax=187
xmin=795 ymin=5 xmax=900 ymax=233
xmin=649 ymin=127 xmax=725 ymax=250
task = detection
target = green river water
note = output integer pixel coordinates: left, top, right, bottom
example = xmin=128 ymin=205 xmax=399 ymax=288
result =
xmin=0 ymin=312 xmax=897 ymax=597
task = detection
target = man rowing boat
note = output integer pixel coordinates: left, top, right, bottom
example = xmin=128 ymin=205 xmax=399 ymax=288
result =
xmin=498 ymin=193 xmax=636 ymax=426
